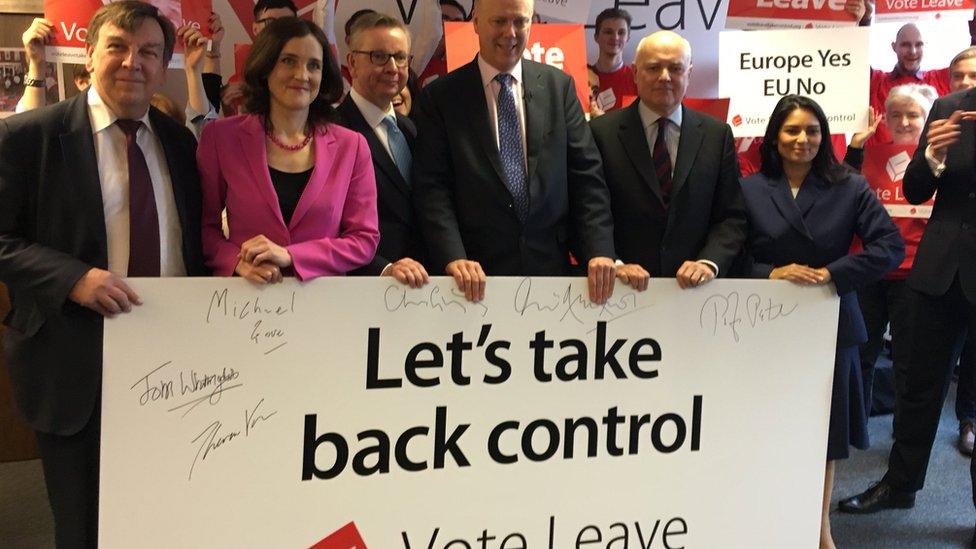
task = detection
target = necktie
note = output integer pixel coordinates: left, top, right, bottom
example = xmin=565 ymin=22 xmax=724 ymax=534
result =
xmin=117 ymin=119 xmax=160 ymax=277
xmin=382 ymin=115 xmax=412 ymax=184
xmin=494 ymin=73 xmax=529 ymax=222
xmin=653 ymin=118 xmax=673 ymax=203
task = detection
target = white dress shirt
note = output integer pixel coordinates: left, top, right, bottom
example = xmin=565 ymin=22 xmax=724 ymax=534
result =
xmin=477 ymin=55 xmax=528 ymax=168
xmin=349 ymin=87 xmax=397 ymax=160
xmin=87 ymin=86 xmax=186 ymax=277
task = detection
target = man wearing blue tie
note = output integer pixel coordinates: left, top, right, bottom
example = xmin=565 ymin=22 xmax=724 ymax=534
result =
xmin=412 ymin=0 xmax=647 ymax=302
xmin=337 ymin=12 xmax=428 ymax=287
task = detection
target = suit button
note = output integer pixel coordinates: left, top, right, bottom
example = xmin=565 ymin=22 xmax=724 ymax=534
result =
xmin=969 ymin=192 xmax=975 ymax=199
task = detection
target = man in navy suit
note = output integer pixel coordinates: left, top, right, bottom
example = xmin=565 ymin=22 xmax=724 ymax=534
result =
xmin=412 ymin=0 xmax=648 ymax=302
xmin=337 ymin=12 xmax=427 ymax=286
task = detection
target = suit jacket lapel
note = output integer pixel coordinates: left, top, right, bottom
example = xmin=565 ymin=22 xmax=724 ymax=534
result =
xmin=671 ymin=106 xmax=704 ymax=199
xmin=618 ymin=101 xmax=665 ymax=206
xmin=338 ymin=98 xmax=410 ymax=198
xmin=461 ymin=60 xmax=510 ymax=196
xmin=768 ymin=176 xmax=814 ymax=241
xmin=795 ymin=173 xmax=826 ymax=219
xmin=522 ymin=63 xmax=548 ymax=205
xmin=59 ymin=92 xmax=107 ymax=253
xmin=289 ymin=126 xmax=336 ymax=230
xmin=240 ymin=117 xmax=288 ymax=229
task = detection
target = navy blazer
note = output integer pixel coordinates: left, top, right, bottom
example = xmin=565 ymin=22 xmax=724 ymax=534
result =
xmin=739 ymin=171 xmax=904 ymax=348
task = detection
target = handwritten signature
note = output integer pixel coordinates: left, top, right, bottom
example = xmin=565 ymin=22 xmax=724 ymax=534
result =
xmin=699 ymin=291 xmax=798 ymax=342
xmin=206 ymin=288 xmax=296 ymax=324
xmin=130 ymin=362 xmax=244 ymax=418
xmin=188 ymin=398 xmax=277 ymax=481
xmin=384 ymin=284 xmax=489 ymax=317
xmin=513 ymin=277 xmax=649 ymax=325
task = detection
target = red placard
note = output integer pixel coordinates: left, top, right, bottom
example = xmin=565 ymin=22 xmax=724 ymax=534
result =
xmin=725 ymin=0 xmax=859 ymax=29
xmin=444 ymin=21 xmax=590 ymax=113
xmin=180 ymin=0 xmax=213 ymax=37
xmin=230 ymin=43 xmax=251 ymax=82
xmin=875 ymin=0 xmax=975 ymax=22
xmin=684 ymin=97 xmax=731 ymax=122
xmin=861 ymin=142 xmax=933 ymax=218
xmin=308 ymin=522 xmax=367 ymax=549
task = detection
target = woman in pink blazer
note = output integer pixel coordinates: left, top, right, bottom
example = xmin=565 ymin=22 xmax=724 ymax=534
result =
xmin=198 ymin=17 xmax=378 ymax=282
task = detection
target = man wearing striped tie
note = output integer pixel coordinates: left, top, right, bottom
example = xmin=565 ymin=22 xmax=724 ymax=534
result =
xmin=338 ymin=12 xmax=428 ymax=288
xmin=590 ymin=31 xmax=747 ymax=288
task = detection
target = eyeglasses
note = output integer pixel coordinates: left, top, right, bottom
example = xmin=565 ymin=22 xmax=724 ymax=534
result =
xmin=351 ymin=50 xmax=412 ymax=68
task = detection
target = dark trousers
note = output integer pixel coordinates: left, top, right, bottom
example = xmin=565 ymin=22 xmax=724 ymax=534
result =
xmin=953 ymin=333 xmax=976 ymax=426
xmin=857 ymin=279 xmax=914 ymax=422
xmin=34 ymin=405 xmax=100 ymax=549
xmin=884 ymin=279 xmax=976 ymax=492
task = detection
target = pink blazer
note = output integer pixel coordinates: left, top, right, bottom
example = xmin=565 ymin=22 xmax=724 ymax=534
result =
xmin=197 ymin=115 xmax=379 ymax=279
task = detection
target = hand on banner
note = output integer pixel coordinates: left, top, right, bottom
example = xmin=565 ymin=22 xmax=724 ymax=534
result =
xmin=21 ymin=18 xmax=53 ymax=65
xmin=235 ymin=259 xmax=283 ymax=284
xmin=844 ymin=0 xmax=866 ymax=22
xmin=850 ymin=108 xmax=883 ymax=149
xmin=446 ymin=259 xmax=486 ymax=302
xmin=239 ymin=235 xmax=293 ymax=268
xmin=588 ymin=257 xmax=616 ymax=303
xmin=615 ymin=263 xmax=649 ymax=292
xmin=385 ymin=257 xmax=430 ymax=288
xmin=676 ymin=260 xmax=715 ymax=289
xmin=927 ymin=110 xmax=976 ymax=163
xmin=769 ymin=263 xmax=830 ymax=285
xmin=69 ymin=268 xmax=142 ymax=317
xmin=178 ymin=24 xmax=208 ymax=73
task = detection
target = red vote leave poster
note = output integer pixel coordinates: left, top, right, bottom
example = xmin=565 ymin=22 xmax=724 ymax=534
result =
xmin=308 ymin=522 xmax=368 ymax=549
xmin=861 ymin=142 xmax=934 ymax=218
xmin=444 ymin=21 xmax=590 ymax=113
xmin=725 ymin=0 xmax=860 ymax=30
xmin=875 ymin=0 xmax=975 ymax=22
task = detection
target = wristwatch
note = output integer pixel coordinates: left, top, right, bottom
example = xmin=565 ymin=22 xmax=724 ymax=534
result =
xmin=24 ymin=76 xmax=44 ymax=88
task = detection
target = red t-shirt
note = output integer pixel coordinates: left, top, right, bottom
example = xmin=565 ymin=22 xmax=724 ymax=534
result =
xmin=590 ymin=64 xmax=637 ymax=111
xmin=419 ymin=57 xmax=447 ymax=88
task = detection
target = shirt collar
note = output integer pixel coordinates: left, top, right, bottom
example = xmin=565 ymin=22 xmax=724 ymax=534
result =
xmin=349 ymin=87 xmax=396 ymax=129
xmin=478 ymin=54 xmax=523 ymax=90
xmin=889 ymin=64 xmax=923 ymax=80
xmin=87 ymin=84 xmax=154 ymax=135
xmin=638 ymin=100 xmax=682 ymax=132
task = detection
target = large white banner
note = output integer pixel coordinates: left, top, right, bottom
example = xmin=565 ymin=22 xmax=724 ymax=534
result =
xmin=719 ymin=26 xmax=871 ymax=137
xmin=100 ymin=278 xmax=839 ymax=548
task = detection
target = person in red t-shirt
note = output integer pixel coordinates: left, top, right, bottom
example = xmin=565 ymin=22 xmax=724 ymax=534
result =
xmin=587 ymin=8 xmax=637 ymax=116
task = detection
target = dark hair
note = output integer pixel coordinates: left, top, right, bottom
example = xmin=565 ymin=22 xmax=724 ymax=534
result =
xmin=243 ymin=18 xmax=342 ymax=128
xmin=440 ymin=0 xmax=469 ymax=20
xmin=345 ymin=9 xmax=377 ymax=37
xmin=759 ymin=95 xmax=850 ymax=183
xmin=594 ymin=8 xmax=632 ymax=34
xmin=73 ymin=66 xmax=90 ymax=80
xmin=348 ymin=12 xmax=409 ymax=49
xmin=87 ymin=1 xmax=176 ymax=63
xmin=253 ymin=0 xmax=298 ymax=18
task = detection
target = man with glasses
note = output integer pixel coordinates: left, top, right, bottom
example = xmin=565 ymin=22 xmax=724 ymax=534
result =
xmin=590 ymin=31 xmax=746 ymax=289
xmin=338 ymin=13 xmax=428 ymax=287
xmin=413 ymin=0 xmax=647 ymax=303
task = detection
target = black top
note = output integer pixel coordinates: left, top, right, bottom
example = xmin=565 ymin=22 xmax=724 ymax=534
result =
xmin=268 ymin=166 xmax=312 ymax=225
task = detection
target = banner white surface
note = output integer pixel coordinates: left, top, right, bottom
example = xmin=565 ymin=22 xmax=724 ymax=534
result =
xmin=100 ymin=278 xmax=839 ymax=548
xmin=719 ymin=26 xmax=871 ymax=137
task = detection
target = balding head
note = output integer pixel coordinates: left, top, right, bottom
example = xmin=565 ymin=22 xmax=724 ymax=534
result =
xmin=892 ymin=23 xmax=924 ymax=74
xmin=633 ymin=31 xmax=693 ymax=116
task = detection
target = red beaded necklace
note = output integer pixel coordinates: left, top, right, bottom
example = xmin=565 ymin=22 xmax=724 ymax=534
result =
xmin=266 ymin=127 xmax=313 ymax=151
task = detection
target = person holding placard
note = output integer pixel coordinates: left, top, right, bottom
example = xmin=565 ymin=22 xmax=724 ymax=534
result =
xmin=198 ymin=18 xmax=379 ymax=283
xmin=0 ymin=3 xmax=209 ymax=545
xmin=590 ymin=31 xmax=747 ymax=289
xmin=739 ymin=95 xmax=903 ymax=549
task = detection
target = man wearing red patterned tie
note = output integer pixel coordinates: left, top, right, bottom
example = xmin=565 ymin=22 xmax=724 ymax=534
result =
xmin=0 ymin=3 xmax=206 ymax=546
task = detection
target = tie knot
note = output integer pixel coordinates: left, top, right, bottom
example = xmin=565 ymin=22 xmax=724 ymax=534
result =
xmin=495 ymin=73 xmax=514 ymax=86
xmin=657 ymin=118 xmax=669 ymax=133
xmin=382 ymin=115 xmax=398 ymax=131
xmin=116 ymin=119 xmax=142 ymax=138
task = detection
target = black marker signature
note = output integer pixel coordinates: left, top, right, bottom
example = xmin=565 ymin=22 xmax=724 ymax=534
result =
xmin=699 ymin=291 xmax=798 ymax=342
xmin=384 ymin=284 xmax=489 ymax=317
xmin=513 ymin=277 xmax=649 ymax=325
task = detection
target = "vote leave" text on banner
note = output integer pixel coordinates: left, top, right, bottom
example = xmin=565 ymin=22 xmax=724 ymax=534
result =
xmin=875 ymin=0 xmax=976 ymax=23
xmin=725 ymin=0 xmax=861 ymax=30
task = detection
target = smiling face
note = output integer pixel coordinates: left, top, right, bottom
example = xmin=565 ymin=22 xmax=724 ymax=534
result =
xmin=268 ymin=35 xmax=323 ymax=114
xmin=348 ymin=26 xmax=410 ymax=110
xmin=886 ymin=96 xmax=925 ymax=144
xmin=892 ymin=24 xmax=924 ymax=74
xmin=474 ymin=0 xmax=532 ymax=73
xmin=776 ymin=108 xmax=822 ymax=169
xmin=595 ymin=18 xmax=629 ymax=57
xmin=86 ymin=19 xmax=168 ymax=119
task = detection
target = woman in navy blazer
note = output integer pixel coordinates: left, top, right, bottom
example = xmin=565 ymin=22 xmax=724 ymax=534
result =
xmin=198 ymin=18 xmax=379 ymax=282
xmin=739 ymin=95 xmax=903 ymax=549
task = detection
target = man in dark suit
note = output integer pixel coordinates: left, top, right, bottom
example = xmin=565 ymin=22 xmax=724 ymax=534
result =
xmin=337 ymin=12 xmax=427 ymax=286
xmin=413 ymin=0 xmax=648 ymax=303
xmin=0 ymin=3 xmax=206 ymax=546
xmin=590 ymin=31 xmax=746 ymax=287
xmin=838 ymin=73 xmax=976 ymax=526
